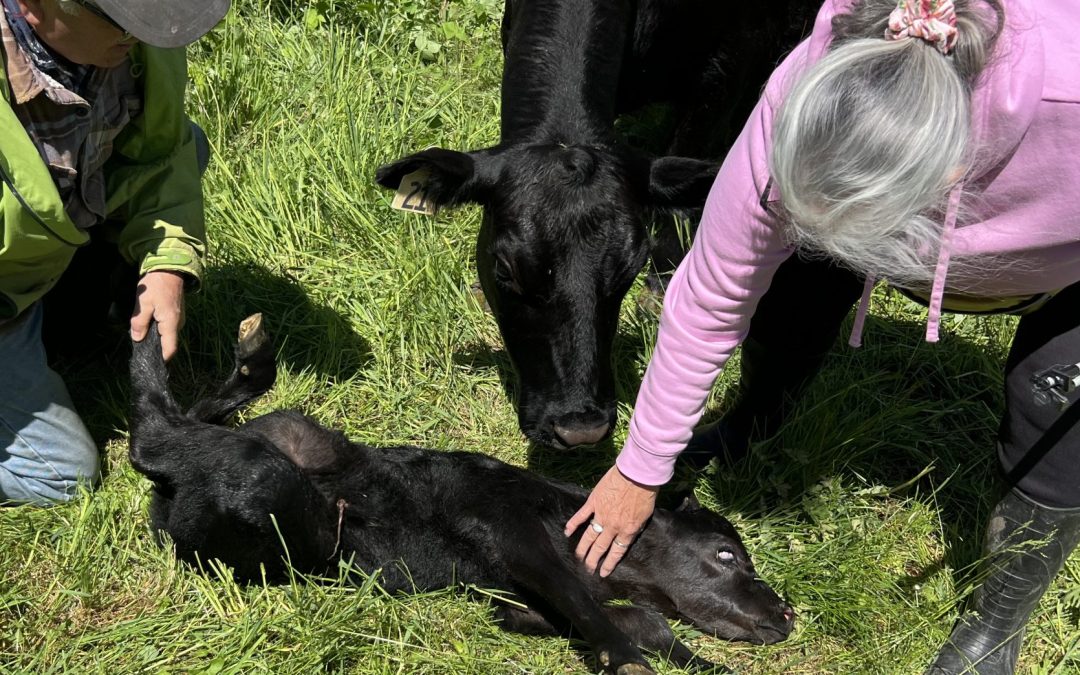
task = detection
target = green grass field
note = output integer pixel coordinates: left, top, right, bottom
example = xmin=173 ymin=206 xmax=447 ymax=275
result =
xmin=1 ymin=1 xmax=1077 ymax=673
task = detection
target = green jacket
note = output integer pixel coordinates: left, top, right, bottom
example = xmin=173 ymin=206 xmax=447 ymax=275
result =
xmin=0 ymin=45 xmax=206 ymax=321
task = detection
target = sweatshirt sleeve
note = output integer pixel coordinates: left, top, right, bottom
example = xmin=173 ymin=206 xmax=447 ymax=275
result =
xmin=615 ymin=74 xmax=799 ymax=487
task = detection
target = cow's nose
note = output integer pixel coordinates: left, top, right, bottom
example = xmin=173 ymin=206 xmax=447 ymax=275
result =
xmin=553 ymin=421 xmax=611 ymax=448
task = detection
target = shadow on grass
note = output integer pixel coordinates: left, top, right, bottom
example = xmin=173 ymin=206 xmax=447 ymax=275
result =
xmin=450 ymin=304 xmax=1016 ymax=589
xmin=453 ymin=322 xmax=651 ymax=409
xmin=451 ymin=324 xmax=653 ymax=485
xmin=691 ymin=312 xmax=1009 ymax=584
xmin=49 ymin=261 xmax=372 ymax=481
xmin=450 ymin=342 xmax=615 ymax=482
xmin=453 ymin=343 xmax=519 ymax=409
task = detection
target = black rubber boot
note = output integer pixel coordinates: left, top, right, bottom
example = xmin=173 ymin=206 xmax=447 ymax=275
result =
xmin=926 ymin=489 xmax=1080 ymax=674
xmin=679 ymin=336 xmax=831 ymax=471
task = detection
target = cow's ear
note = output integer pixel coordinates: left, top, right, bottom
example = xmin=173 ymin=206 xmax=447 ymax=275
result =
xmin=645 ymin=156 xmax=720 ymax=208
xmin=375 ymin=147 xmax=503 ymax=208
xmin=674 ymin=491 xmax=702 ymax=513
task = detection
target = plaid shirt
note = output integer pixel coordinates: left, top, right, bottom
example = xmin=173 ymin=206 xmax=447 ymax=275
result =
xmin=1 ymin=10 xmax=142 ymax=231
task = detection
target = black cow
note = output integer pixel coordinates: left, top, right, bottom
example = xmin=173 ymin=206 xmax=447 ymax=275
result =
xmin=377 ymin=0 xmax=816 ymax=448
xmin=128 ymin=315 xmax=795 ymax=674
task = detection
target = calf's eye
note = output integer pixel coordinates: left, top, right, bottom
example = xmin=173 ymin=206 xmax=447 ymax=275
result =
xmin=716 ymin=550 xmax=736 ymax=563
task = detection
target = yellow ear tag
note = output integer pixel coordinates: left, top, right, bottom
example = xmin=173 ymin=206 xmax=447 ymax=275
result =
xmin=390 ymin=168 xmax=437 ymax=216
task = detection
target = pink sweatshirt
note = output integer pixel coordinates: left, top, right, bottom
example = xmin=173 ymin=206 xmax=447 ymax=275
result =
xmin=617 ymin=0 xmax=1080 ymax=486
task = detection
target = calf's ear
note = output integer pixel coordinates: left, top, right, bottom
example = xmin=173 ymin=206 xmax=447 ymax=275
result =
xmin=646 ymin=156 xmax=720 ymax=208
xmin=375 ymin=147 xmax=503 ymax=208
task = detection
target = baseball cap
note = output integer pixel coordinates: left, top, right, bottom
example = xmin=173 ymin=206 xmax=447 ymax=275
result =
xmin=91 ymin=0 xmax=232 ymax=48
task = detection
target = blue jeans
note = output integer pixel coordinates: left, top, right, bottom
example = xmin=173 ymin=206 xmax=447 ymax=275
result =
xmin=0 ymin=303 xmax=99 ymax=504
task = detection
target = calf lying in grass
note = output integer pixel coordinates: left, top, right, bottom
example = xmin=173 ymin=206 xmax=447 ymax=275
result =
xmin=128 ymin=314 xmax=794 ymax=674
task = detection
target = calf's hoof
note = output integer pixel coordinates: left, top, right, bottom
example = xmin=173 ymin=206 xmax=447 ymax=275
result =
xmin=597 ymin=647 xmax=655 ymax=675
xmin=234 ymin=314 xmax=276 ymax=390
xmin=237 ymin=313 xmax=269 ymax=360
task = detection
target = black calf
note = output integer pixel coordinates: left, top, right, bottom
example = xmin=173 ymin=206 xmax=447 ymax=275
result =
xmin=129 ymin=316 xmax=795 ymax=674
xmin=376 ymin=0 xmax=816 ymax=449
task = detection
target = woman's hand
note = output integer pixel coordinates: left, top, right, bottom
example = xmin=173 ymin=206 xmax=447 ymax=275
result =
xmin=564 ymin=464 xmax=659 ymax=577
xmin=130 ymin=270 xmax=186 ymax=361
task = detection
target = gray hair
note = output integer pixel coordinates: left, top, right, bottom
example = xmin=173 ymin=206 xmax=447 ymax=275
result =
xmin=770 ymin=0 xmax=1001 ymax=288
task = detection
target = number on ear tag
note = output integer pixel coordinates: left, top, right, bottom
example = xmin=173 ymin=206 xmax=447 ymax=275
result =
xmin=390 ymin=169 xmax=437 ymax=216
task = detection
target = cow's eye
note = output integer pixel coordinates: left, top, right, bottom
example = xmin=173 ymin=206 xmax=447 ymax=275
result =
xmin=716 ymin=549 xmax=736 ymax=563
xmin=494 ymin=257 xmax=522 ymax=295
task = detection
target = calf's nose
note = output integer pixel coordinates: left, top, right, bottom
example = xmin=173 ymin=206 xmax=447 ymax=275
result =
xmin=553 ymin=421 xmax=611 ymax=448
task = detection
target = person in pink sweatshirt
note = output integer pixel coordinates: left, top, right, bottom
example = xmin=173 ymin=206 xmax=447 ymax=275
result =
xmin=564 ymin=0 xmax=1080 ymax=672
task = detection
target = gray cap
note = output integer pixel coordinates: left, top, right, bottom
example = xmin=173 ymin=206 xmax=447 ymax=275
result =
xmin=94 ymin=0 xmax=232 ymax=48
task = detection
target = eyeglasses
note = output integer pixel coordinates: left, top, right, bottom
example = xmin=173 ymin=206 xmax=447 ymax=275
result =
xmin=75 ymin=0 xmax=133 ymax=40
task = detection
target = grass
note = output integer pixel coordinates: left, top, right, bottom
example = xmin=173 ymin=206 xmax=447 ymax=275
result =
xmin=1 ymin=1 xmax=1077 ymax=673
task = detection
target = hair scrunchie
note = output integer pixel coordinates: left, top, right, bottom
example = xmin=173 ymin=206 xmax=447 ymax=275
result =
xmin=885 ymin=0 xmax=958 ymax=55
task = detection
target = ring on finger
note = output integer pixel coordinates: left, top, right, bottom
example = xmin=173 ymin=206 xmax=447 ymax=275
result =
xmin=613 ymin=540 xmax=629 ymax=548
xmin=590 ymin=520 xmax=604 ymax=534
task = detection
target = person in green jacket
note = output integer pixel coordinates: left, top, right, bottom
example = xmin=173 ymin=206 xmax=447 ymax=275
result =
xmin=0 ymin=0 xmax=229 ymax=504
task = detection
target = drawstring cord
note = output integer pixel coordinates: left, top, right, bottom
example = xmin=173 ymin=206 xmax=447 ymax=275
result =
xmin=925 ymin=184 xmax=964 ymax=343
xmin=847 ymin=183 xmax=964 ymax=347
xmin=848 ymin=275 xmax=877 ymax=348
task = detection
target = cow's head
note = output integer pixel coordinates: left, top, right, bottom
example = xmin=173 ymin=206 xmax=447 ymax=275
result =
xmin=376 ymin=143 xmax=717 ymax=448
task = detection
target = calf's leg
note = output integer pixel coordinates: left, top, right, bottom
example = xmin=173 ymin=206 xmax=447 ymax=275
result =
xmin=494 ymin=603 xmax=561 ymax=636
xmin=603 ymin=606 xmax=723 ymax=673
xmin=495 ymin=600 xmax=720 ymax=672
xmin=500 ymin=528 xmax=654 ymax=674
xmin=186 ymin=313 xmax=277 ymax=424
xmin=128 ymin=322 xmax=193 ymax=479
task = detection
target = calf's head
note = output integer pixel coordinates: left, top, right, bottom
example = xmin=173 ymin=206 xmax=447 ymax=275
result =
xmin=631 ymin=496 xmax=795 ymax=645
xmin=376 ymin=144 xmax=717 ymax=448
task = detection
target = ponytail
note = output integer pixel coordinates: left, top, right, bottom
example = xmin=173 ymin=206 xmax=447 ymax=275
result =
xmin=770 ymin=0 xmax=1002 ymax=286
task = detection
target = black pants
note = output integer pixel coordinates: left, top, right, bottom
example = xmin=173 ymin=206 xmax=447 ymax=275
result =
xmin=999 ymin=283 xmax=1080 ymax=508
xmin=746 ymin=254 xmax=1080 ymax=509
